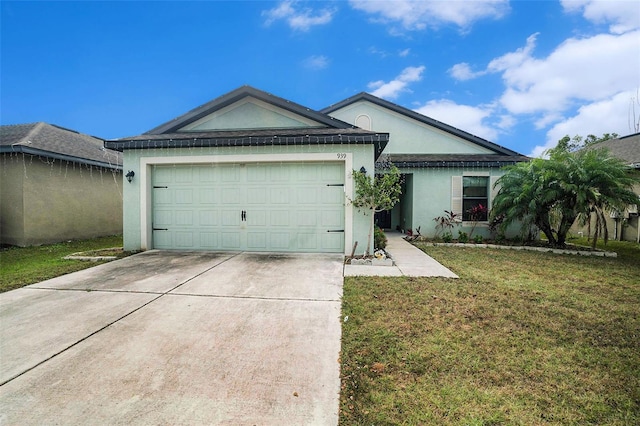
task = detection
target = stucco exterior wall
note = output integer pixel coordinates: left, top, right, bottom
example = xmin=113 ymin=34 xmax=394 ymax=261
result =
xmin=0 ymin=157 xmax=25 ymax=245
xmin=0 ymin=154 xmax=123 ymax=246
xmin=396 ymin=166 xmax=521 ymax=239
xmin=122 ymin=144 xmax=375 ymax=254
xmin=327 ymin=101 xmax=495 ymax=155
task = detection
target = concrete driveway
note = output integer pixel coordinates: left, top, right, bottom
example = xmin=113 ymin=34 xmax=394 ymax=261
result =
xmin=0 ymin=251 xmax=344 ymax=425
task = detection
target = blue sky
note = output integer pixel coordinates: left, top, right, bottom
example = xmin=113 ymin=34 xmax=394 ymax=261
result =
xmin=2 ymin=1 xmax=639 ymax=156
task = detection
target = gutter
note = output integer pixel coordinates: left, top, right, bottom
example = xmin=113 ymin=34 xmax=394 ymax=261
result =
xmin=0 ymin=145 xmax=122 ymax=171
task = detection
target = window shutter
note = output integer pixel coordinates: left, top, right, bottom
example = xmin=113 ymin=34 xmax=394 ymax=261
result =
xmin=490 ymin=176 xmax=500 ymax=209
xmin=451 ymin=176 xmax=463 ymax=217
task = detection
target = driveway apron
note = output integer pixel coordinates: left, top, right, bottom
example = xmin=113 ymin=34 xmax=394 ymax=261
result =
xmin=0 ymin=251 xmax=344 ymax=425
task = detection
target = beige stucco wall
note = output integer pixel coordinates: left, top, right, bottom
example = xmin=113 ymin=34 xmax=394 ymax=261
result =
xmin=0 ymin=154 xmax=123 ymax=246
xmin=570 ymin=180 xmax=640 ymax=243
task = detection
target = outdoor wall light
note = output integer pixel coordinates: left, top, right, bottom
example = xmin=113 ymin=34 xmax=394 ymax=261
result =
xmin=360 ymin=166 xmax=367 ymax=174
xmin=126 ymin=170 xmax=135 ymax=183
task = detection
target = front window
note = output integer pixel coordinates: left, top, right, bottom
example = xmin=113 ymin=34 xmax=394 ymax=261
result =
xmin=463 ymin=176 xmax=488 ymax=221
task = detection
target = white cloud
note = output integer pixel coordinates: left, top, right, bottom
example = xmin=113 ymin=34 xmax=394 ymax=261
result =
xmin=529 ymin=90 xmax=639 ymax=157
xmin=262 ymin=1 xmax=335 ymax=31
xmin=398 ymin=48 xmax=411 ymax=57
xmin=561 ymin=0 xmax=640 ymax=34
xmin=349 ymin=0 xmax=509 ymax=32
xmin=486 ymin=32 xmax=539 ymax=74
xmin=449 ymin=62 xmax=482 ymax=81
xmin=368 ymin=65 xmax=425 ymax=99
xmin=414 ymin=99 xmax=498 ymax=141
xmin=302 ymin=55 xmax=329 ymax=70
xmin=497 ymin=30 xmax=640 ymax=117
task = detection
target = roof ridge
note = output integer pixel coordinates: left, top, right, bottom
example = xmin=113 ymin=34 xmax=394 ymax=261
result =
xmin=19 ymin=121 xmax=45 ymax=146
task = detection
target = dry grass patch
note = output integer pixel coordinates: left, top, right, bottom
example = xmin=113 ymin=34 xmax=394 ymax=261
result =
xmin=340 ymin=242 xmax=639 ymax=425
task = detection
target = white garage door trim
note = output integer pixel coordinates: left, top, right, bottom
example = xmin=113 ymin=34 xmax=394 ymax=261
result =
xmin=138 ymin=153 xmax=354 ymax=253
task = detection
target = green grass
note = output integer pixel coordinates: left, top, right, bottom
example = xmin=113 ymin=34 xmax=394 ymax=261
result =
xmin=340 ymin=240 xmax=640 ymax=425
xmin=0 ymin=235 xmax=125 ymax=292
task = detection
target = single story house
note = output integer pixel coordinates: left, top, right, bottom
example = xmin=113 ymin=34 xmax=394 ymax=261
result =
xmin=0 ymin=122 xmax=123 ymax=247
xmin=105 ymin=86 xmax=528 ymax=254
xmin=571 ymin=133 xmax=640 ymax=243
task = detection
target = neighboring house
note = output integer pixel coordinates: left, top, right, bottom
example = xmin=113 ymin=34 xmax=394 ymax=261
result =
xmin=105 ymin=86 xmax=527 ymax=254
xmin=0 ymin=122 xmax=123 ymax=247
xmin=571 ymin=133 xmax=640 ymax=243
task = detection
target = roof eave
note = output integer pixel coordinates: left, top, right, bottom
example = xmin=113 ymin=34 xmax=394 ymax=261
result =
xmin=0 ymin=145 xmax=122 ymax=170
xmin=105 ymin=132 xmax=390 ymax=159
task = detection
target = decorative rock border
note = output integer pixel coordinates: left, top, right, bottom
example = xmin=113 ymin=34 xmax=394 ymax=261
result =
xmin=63 ymin=247 xmax=122 ymax=262
xmin=349 ymin=258 xmax=395 ymax=266
xmin=422 ymin=242 xmax=617 ymax=258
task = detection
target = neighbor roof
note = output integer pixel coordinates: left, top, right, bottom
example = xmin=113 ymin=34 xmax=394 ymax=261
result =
xmin=322 ymin=92 xmax=523 ymax=157
xmin=0 ymin=122 xmax=122 ymax=170
xmin=146 ymin=85 xmax=356 ymax=134
xmin=586 ymin=133 xmax=640 ymax=168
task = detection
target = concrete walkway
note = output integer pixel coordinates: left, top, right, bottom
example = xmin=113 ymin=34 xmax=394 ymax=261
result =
xmin=344 ymin=232 xmax=458 ymax=278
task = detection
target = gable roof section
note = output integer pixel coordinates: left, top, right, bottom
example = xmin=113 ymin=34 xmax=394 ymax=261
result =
xmin=147 ymin=85 xmax=355 ymax=134
xmin=0 ymin=122 xmax=122 ymax=170
xmin=586 ymin=133 xmax=640 ymax=169
xmin=108 ymin=86 xmax=390 ymax=158
xmin=322 ymin=92 xmax=523 ymax=157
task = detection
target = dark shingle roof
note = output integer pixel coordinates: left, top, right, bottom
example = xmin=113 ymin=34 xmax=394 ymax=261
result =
xmin=322 ymin=92 xmax=524 ymax=157
xmin=385 ymin=154 xmax=530 ymax=168
xmin=586 ymin=133 xmax=640 ymax=168
xmin=106 ymin=127 xmax=390 ymax=159
xmin=146 ymin=85 xmax=356 ymax=134
xmin=0 ymin=122 xmax=122 ymax=169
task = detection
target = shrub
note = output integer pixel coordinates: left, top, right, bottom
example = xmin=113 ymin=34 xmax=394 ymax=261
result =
xmin=458 ymin=231 xmax=469 ymax=243
xmin=374 ymin=226 xmax=387 ymax=250
xmin=473 ymin=234 xmax=484 ymax=244
xmin=433 ymin=210 xmax=461 ymax=238
xmin=442 ymin=232 xmax=453 ymax=243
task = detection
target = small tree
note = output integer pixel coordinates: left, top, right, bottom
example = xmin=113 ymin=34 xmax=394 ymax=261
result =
xmin=351 ymin=164 xmax=402 ymax=256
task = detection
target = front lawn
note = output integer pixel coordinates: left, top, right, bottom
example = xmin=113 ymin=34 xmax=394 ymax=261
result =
xmin=340 ymin=240 xmax=640 ymax=425
xmin=0 ymin=235 xmax=125 ymax=293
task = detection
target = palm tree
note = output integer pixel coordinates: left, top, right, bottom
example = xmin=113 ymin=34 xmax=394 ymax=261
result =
xmin=492 ymin=145 xmax=639 ymax=248
xmin=570 ymin=148 xmax=639 ymax=247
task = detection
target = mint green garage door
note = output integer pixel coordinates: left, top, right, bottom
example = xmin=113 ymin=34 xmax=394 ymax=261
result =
xmin=151 ymin=162 xmax=345 ymax=252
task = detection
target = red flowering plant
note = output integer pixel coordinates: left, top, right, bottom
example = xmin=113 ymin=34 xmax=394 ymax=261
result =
xmin=467 ymin=203 xmax=488 ymax=238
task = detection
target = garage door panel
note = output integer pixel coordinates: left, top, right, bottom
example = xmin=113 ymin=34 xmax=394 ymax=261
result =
xmin=297 ymin=233 xmax=318 ymax=250
xmin=175 ymin=232 xmax=194 ymax=248
xmin=297 ymin=210 xmax=318 ymax=227
xmin=152 ymin=162 xmax=345 ymax=252
xmin=175 ymin=189 xmax=193 ymax=204
xmin=296 ymin=187 xmax=318 ymax=204
xmin=221 ymin=233 xmax=241 ymax=250
xmin=221 ymin=188 xmax=241 ymax=204
xmin=247 ymin=232 xmax=267 ymax=250
xmin=270 ymin=211 xmax=290 ymax=227
xmin=322 ymin=233 xmax=343 ymax=251
xmin=200 ymin=233 xmax=218 ymax=248
xmin=221 ymin=210 xmax=241 ymax=226
xmin=321 ymin=210 xmax=343 ymax=227
xmin=154 ymin=231 xmax=172 ymax=248
xmin=199 ymin=188 xmax=218 ymax=204
xmin=199 ymin=210 xmax=218 ymax=226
